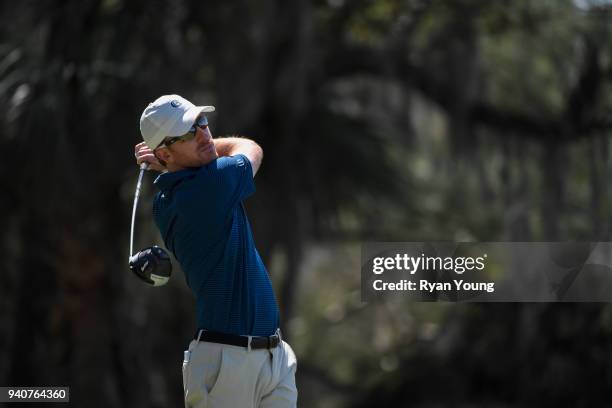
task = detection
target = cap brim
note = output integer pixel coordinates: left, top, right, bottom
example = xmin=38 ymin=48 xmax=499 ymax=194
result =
xmin=167 ymin=105 xmax=216 ymax=137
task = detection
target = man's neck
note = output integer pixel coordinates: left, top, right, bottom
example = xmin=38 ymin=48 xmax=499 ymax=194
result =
xmin=165 ymin=163 xmax=186 ymax=172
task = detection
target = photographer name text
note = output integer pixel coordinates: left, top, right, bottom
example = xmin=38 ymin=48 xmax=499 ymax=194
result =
xmin=371 ymin=253 xmax=495 ymax=294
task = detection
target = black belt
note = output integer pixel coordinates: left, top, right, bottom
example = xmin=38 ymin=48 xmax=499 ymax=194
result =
xmin=194 ymin=329 xmax=281 ymax=350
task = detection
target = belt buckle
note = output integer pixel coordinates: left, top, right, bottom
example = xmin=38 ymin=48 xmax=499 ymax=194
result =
xmin=270 ymin=334 xmax=280 ymax=348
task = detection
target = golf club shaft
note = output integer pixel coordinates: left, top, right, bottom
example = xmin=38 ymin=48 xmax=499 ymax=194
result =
xmin=129 ymin=162 xmax=149 ymax=259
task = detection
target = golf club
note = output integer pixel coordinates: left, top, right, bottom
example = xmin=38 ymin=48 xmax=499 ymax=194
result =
xmin=128 ymin=162 xmax=172 ymax=286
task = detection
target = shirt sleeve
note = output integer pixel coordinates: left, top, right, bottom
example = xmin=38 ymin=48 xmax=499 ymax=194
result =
xmin=207 ymin=154 xmax=256 ymax=209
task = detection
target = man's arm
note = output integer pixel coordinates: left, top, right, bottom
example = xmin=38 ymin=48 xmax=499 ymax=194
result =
xmin=214 ymin=137 xmax=263 ymax=177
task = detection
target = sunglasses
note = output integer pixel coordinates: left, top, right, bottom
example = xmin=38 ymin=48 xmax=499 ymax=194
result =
xmin=161 ymin=116 xmax=209 ymax=147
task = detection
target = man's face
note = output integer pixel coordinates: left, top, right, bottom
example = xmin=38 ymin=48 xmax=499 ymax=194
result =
xmin=155 ymin=117 xmax=218 ymax=170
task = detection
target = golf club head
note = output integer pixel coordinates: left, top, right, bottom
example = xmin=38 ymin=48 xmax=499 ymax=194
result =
xmin=129 ymin=245 xmax=172 ymax=286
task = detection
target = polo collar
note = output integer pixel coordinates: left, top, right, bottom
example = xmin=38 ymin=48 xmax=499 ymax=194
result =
xmin=154 ymin=168 xmax=198 ymax=191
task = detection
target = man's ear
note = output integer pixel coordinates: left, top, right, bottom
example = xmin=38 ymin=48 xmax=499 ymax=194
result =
xmin=155 ymin=147 xmax=172 ymax=164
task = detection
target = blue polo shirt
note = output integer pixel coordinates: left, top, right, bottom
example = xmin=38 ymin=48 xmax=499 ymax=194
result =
xmin=152 ymin=154 xmax=279 ymax=336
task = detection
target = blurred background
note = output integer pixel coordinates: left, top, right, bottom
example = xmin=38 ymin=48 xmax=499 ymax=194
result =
xmin=2 ymin=0 xmax=612 ymax=406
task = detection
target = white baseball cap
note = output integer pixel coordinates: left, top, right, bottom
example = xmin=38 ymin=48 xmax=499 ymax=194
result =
xmin=139 ymin=94 xmax=215 ymax=149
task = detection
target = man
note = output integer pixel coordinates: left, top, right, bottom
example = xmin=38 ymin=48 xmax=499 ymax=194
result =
xmin=134 ymin=94 xmax=297 ymax=408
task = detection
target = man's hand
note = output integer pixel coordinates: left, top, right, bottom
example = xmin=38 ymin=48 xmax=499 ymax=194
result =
xmin=134 ymin=142 xmax=166 ymax=172
xmin=214 ymin=137 xmax=263 ymax=177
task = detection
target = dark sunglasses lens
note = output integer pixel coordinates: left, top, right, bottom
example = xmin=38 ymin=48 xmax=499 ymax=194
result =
xmin=187 ymin=117 xmax=208 ymax=133
xmin=198 ymin=116 xmax=208 ymax=126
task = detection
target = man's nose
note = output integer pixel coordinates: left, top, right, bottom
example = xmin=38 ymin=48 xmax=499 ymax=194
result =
xmin=196 ymin=127 xmax=211 ymax=142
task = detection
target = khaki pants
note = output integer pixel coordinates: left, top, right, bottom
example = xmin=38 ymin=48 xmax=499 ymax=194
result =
xmin=182 ymin=333 xmax=298 ymax=408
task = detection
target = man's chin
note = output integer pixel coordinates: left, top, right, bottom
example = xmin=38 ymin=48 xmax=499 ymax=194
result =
xmin=200 ymin=151 xmax=218 ymax=166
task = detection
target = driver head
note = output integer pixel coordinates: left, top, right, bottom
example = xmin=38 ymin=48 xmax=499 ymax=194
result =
xmin=129 ymin=245 xmax=172 ymax=286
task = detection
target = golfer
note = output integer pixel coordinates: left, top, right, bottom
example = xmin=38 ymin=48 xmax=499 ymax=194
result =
xmin=134 ymin=94 xmax=297 ymax=408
